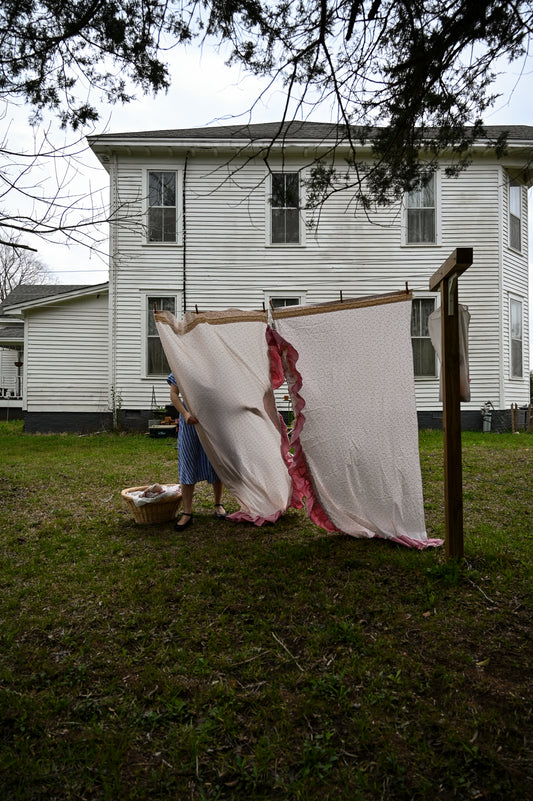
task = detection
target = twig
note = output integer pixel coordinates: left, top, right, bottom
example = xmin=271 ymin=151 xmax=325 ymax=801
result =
xmin=467 ymin=578 xmax=498 ymax=606
xmin=271 ymin=631 xmax=304 ymax=672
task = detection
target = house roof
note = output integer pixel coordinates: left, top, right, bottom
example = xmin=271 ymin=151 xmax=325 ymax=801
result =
xmin=0 ymin=284 xmax=87 ymax=316
xmin=88 ymin=121 xmax=533 ymax=143
xmin=0 ymin=325 xmax=24 ymax=344
xmin=1 ymin=283 xmax=108 ymax=315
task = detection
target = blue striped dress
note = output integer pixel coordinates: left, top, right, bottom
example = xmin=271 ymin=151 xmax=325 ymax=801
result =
xmin=167 ymin=373 xmax=219 ymax=485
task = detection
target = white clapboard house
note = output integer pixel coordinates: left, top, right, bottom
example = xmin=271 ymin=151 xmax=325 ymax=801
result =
xmin=1 ymin=121 xmax=530 ymax=432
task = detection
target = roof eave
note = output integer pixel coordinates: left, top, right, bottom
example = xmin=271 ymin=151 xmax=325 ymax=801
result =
xmin=4 ymin=282 xmax=109 ymax=313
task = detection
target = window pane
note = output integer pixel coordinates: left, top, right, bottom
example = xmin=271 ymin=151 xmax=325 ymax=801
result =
xmin=271 ymin=297 xmax=300 ymax=308
xmin=412 ymin=339 xmax=436 ymax=377
xmin=510 ymin=184 xmax=521 ymax=217
xmin=149 ymin=172 xmax=163 ymax=206
xmin=271 ymin=208 xmax=286 ymax=243
xmin=408 ymin=209 xmax=435 ymax=243
xmin=284 ymin=173 xmax=299 ymax=206
xmin=162 ymin=173 xmax=176 ymax=206
xmin=511 ymin=340 xmax=523 ymax=378
xmin=411 ymin=298 xmax=435 ymax=336
xmin=408 ymin=174 xmax=434 ymax=208
xmin=271 ymin=174 xmax=285 ymax=207
xmin=148 ymin=296 xmax=175 ymax=334
xmin=510 ymin=214 xmax=521 ymax=251
xmin=284 ymin=209 xmax=300 ymax=242
xmin=510 ymin=300 xmax=522 ymax=339
xmin=147 ymin=338 xmax=171 ymax=376
xmin=162 ymin=209 xmax=177 ymax=242
xmin=148 ymin=208 xmax=163 ymax=242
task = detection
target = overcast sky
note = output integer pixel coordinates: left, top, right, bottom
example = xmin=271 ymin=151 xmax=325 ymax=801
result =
xmin=6 ymin=41 xmax=533 ymax=363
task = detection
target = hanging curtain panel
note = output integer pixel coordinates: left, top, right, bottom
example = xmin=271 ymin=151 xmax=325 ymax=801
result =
xmin=271 ymin=292 xmax=441 ymax=548
xmin=155 ymin=308 xmax=298 ymax=524
xmin=427 ymin=304 xmax=471 ymax=402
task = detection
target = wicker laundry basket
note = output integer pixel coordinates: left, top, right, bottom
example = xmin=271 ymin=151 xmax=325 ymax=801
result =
xmin=121 ymin=485 xmax=182 ymax=524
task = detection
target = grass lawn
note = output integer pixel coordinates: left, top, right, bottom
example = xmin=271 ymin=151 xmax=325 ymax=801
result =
xmin=0 ymin=422 xmax=531 ymax=800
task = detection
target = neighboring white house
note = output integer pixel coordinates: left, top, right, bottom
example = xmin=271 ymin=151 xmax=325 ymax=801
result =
xmin=1 ymin=121 xmax=531 ymax=431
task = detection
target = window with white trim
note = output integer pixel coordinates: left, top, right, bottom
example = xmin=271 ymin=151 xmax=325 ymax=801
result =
xmin=270 ymin=296 xmax=301 ymax=309
xmin=271 ymin=173 xmax=300 ymax=244
xmin=411 ymin=297 xmax=437 ymax=377
xmin=147 ymin=296 xmax=176 ymax=375
xmin=265 ymin=292 xmax=306 ymax=312
xmin=510 ymin=298 xmax=523 ymax=378
xmin=509 ymin=181 xmax=522 ymax=252
xmin=148 ymin=171 xmax=178 ymax=242
xmin=406 ymin=174 xmax=436 ymax=244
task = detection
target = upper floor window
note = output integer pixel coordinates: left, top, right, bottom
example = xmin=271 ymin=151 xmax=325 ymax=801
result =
xmin=148 ymin=171 xmax=178 ymax=242
xmin=509 ymin=181 xmax=522 ymax=252
xmin=406 ymin=174 xmax=436 ymax=244
xmin=510 ymin=298 xmax=523 ymax=378
xmin=147 ymin=296 xmax=176 ymax=375
xmin=411 ymin=297 xmax=437 ymax=377
xmin=271 ymin=173 xmax=300 ymax=244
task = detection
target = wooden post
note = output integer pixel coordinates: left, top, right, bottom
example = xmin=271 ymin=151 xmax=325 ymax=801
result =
xmin=429 ymin=248 xmax=473 ymax=559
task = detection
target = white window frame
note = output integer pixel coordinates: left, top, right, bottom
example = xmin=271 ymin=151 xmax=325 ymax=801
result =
xmin=141 ymin=292 xmax=181 ymax=378
xmin=509 ymin=180 xmax=522 ymax=252
xmin=509 ymin=296 xmax=523 ymax=379
xmin=264 ymin=291 xmax=307 ymax=311
xmin=411 ymin=294 xmax=439 ymax=379
xmin=143 ymin=168 xmax=182 ymax=245
xmin=403 ymin=171 xmax=440 ymax=246
xmin=266 ymin=171 xmax=306 ymax=247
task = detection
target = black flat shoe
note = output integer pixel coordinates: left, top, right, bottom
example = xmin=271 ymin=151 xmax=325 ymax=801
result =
xmin=214 ymin=504 xmax=227 ymax=519
xmin=175 ymin=513 xmax=193 ymax=531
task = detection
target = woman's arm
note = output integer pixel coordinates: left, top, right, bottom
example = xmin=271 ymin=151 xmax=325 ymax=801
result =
xmin=170 ymin=384 xmax=198 ymax=425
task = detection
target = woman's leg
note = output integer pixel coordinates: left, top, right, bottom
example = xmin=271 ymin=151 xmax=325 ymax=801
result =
xmin=213 ymin=480 xmax=226 ymax=516
xmin=176 ymin=483 xmax=195 ymax=526
xmin=213 ymin=480 xmax=224 ymax=506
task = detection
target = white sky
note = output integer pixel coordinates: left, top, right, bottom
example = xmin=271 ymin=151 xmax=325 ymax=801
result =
xmin=4 ymin=42 xmax=533 ymax=358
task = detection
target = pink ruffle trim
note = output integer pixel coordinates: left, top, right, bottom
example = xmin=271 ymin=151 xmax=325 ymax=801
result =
xmin=267 ymin=326 xmax=336 ymax=533
xmin=266 ymin=326 xmax=443 ymax=550
xmin=227 ymin=509 xmax=286 ymax=526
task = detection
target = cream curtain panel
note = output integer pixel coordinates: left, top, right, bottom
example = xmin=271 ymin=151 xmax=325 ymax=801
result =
xmin=271 ymin=293 xmax=440 ymax=548
xmin=155 ymin=308 xmax=296 ymax=524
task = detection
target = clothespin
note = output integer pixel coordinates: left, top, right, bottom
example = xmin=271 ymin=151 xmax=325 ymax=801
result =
xmin=195 ymin=304 xmax=199 ymax=314
xmin=405 ymin=282 xmax=409 ymax=294
xmin=340 ymin=290 xmax=343 ymax=303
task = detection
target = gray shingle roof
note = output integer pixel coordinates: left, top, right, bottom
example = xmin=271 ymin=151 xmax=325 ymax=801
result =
xmin=0 ymin=284 xmax=89 ymax=315
xmin=0 ymin=325 xmax=23 ymax=341
xmin=89 ymin=121 xmax=533 ymax=143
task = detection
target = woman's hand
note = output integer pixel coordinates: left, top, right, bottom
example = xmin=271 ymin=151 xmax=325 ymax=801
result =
xmin=184 ymin=411 xmax=199 ymax=425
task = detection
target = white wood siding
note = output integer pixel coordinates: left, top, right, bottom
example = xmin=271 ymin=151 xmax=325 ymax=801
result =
xmin=110 ymin=151 xmax=528 ymax=414
xmin=25 ymin=293 xmax=109 ymax=412
xmin=0 ymin=346 xmax=19 ymax=394
xmin=501 ymin=172 xmax=530 ymax=406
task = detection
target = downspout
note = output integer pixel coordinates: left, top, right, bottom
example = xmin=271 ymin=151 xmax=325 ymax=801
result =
xmin=109 ymin=153 xmax=119 ymax=425
xmin=182 ymin=152 xmax=189 ymax=313
xmin=498 ymin=167 xmax=505 ymax=410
